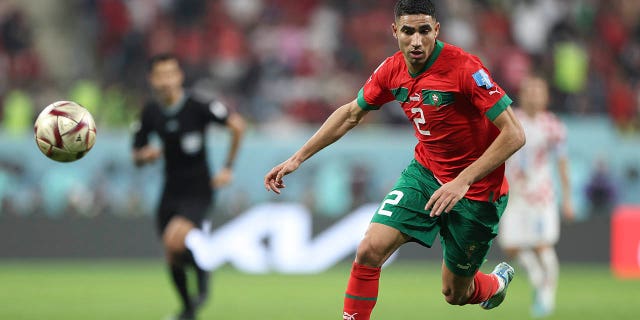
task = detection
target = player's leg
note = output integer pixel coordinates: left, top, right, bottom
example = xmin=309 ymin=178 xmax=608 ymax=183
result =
xmin=194 ymin=220 xmax=213 ymax=307
xmin=526 ymin=203 xmax=561 ymax=317
xmin=511 ymin=247 xmax=545 ymax=310
xmin=185 ymin=219 xmax=213 ymax=310
xmin=165 ymin=198 xmax=215 ymax=318
xmin=441 ymin=263 xmax=485 ymax=304
xmin=343 ymin=222 xmax=410 ymax=320
xmin=499 ymin=198 xmax=552 ymax=314
xmin=344 ymin=161 xmax=441 ymax=320
xmin=181 ymin=250 xmax=210 ymax=311
xmin=156 ymin=196 xmax=197 ymax=320
xmin=194 ymin=264 xmax=210 ymax=309
xmin=163 ymin=216 xmax=198 ymax=320
xmin=439 ymin=195 xmax=514 ymax=309
xmin=533 ymin=244 xmax=558 ymax=317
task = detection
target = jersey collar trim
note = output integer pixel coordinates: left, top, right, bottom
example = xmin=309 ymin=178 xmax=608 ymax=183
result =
xmin=409 ymin=40 xmax=444 ymax=78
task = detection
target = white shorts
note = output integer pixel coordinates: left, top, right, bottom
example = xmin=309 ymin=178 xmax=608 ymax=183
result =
xmin=497 ymin=194 xmax=559 ymax=249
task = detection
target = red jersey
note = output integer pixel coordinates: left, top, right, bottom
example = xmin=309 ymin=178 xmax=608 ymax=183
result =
xmin=357 ymin=40 xmax=513 ymax=202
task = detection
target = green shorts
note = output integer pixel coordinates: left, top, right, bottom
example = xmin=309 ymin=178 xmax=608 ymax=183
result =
xmin=371 ymin=160 xmax=508 ymax=276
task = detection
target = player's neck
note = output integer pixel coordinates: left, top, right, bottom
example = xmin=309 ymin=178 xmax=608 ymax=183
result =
xmin=406 ymin=61 xmax=426 ymax=75
xmin=162 ymin=90 xmax=185 ymax=108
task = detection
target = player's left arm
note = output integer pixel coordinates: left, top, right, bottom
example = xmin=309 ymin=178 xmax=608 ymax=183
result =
xmin=264 ymin=99 xmax=369 ymax=194
xmin=551 ymin=116 xmax=574 ymax=221
xmin=213 ymin=112 xmax=246 ymax=189
xmin=132 ymin=106 xmax=162 ymax=167
xmin=557 ymin=154 xmax=575 ymax=221
xmin=426 ymin=106 xmax=525 ymax=216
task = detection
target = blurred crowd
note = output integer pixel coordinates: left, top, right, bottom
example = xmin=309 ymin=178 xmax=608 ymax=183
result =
xmin=0 ymin=0 xmax=639 ymax=220
xmin=0 ymin=0 xmax=639 ymax=133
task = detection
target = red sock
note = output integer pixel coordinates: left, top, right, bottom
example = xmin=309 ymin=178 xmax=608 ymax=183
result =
xmin=343 ymin=262 xmax=381 ymax=320
xmin=466 ymin=272 xmax=500 ymax=304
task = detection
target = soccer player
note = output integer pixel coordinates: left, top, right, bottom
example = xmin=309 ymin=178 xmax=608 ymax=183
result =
xmin=264 ymin=1 xmax=525 ymax=319
xmin=132 ymin=53 xmax=245 ymax=320
xmin=498 ymin=75 xmax=574 ymax=318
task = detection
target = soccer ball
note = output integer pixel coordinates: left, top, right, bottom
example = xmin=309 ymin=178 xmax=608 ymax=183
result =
xmin=34 ymin=101 xmax=97 ymax=162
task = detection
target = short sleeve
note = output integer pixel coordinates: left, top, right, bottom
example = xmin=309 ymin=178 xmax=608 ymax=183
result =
xmin=357 ymin=57 xmax=396 ymax=110
xmin=460 ymin=56 xmax=512 ymax=121
xmin=206 ymin=99 xmax=230 ymax=124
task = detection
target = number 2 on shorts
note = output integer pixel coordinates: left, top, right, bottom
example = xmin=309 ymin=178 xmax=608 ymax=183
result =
xmin=377 ymin=190 xmax=404 ymax=216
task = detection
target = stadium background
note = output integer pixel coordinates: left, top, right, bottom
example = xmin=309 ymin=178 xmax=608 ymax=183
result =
xmin=0 ymin=0 xmax=639 ymax=319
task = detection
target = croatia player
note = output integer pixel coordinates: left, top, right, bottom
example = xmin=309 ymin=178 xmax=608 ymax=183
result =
xmin=498 ymin=75 xmax=574 ymax=317
xmin=264 ymin=1 xmax=525 ymax=319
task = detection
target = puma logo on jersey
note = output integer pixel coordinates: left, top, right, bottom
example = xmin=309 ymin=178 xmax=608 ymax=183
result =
xmin=409 ymin=93 xmax=421 ymax=101
xmin=488 ymin=88 xmax=501 ymax=96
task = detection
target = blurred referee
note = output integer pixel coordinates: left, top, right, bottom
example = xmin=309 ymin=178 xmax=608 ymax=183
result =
xmin=132 ymin=53 xmax=245 ymax=320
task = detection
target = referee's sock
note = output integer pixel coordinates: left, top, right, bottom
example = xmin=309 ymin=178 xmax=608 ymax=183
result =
xmin=185 ymin=250 xmax=211 ymax=309
xmin=169 ymin=264 xmax=194 ymax=315
xmin=343 ymin=262 xmax=380 ymax=320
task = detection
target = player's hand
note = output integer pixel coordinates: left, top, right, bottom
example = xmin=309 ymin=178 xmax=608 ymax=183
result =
xmin=425 ymin=178 xmax=470 ymax=217
xmin=562 ymin=201 xmax=575 ymax=223
xmin=212 ymin=167 xmax=233 ymax=189
xmin=264 ymin=158 xmax=301 ymax=194
xmin=134 ymin=146 xmax=162 ymax=165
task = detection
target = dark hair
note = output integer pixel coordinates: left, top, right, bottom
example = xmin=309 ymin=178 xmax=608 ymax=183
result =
xmin=147 ymin=53 xmax=180 ymax=73
xmin=394 ymin=0 xmax=436 ymax=19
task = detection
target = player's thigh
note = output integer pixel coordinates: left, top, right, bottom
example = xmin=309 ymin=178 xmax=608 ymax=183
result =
xmin=356 ymin=222 xmax=411 ymax=266
xmin=440 ymin=196 xmax=506 ymax=277
xmin=370 ymin=160 xmax=442 ymax=248
xmin=163 ymin=216 xmax=196 ymax=251
xmin=163 ymin=198 xmax=211 ymax=250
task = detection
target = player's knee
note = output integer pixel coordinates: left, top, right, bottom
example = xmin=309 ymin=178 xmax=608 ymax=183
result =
xmin=355 ymin=240 xmax=385 ymax=267
xmin=162 ymin=231 xmax=184 ymax=254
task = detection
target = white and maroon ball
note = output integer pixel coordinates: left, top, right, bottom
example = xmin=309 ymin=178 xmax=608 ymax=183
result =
xmin=34 ymin=101 xmax=97 ymax=162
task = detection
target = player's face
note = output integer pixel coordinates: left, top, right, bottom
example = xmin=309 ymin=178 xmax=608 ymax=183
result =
xmin=392 ymin=14 xmax=439 ymax=73
xmin=149 ymin=59 xmax=184 ymax=102
xmin=519 ymin=77 xmax=549 ymax=114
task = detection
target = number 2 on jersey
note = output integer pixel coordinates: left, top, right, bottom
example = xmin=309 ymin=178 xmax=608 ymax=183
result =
xmin=377 ymin=190 xmax=404 ymax=216
xmin=411 ymin=107 xmax=431 ymax=136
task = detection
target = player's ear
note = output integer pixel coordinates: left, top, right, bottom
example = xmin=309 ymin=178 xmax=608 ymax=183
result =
xmin=434 ymin=22 xmax=440 ymax=38
xmin=391 ymin=23 xmax=398 ymax=39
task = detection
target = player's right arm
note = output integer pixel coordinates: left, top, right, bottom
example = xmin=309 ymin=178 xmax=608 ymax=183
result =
xmin=131 ymin=105 xmax=162 ymax=167
xmin=264 ymin=99 xmax=368 ymax=194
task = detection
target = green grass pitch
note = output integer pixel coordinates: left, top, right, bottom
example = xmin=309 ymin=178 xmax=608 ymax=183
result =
xmin=0 ymin=260 xmax=638 ymax=319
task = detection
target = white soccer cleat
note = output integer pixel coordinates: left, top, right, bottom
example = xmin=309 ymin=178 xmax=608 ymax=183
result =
xmin=480 ymin=262 xmax=515 ymax=310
